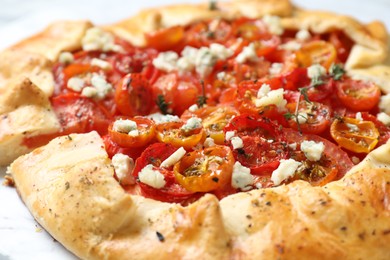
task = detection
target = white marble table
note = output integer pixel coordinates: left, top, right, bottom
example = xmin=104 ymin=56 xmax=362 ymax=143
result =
xmin=1 ymin=0 xmax=390 ymax=259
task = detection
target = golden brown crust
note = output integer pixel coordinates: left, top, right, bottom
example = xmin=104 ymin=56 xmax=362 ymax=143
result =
xmin=10 ymin=132 xmax=390 ymax=259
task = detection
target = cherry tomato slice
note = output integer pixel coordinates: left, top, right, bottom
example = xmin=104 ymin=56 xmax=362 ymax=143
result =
xmin=108 ymin=116 xmax=156 ymax=148
xmin=185 ymin=19 xmax=232 ymax=47
xmin=133 ymin=143 xmax=196 ymax=204
xmin=181 ymin=105 xmax=239 ymax=144
xmin=145 ymin=26 xmax=185 ymax=52
xmin=224 ymin=115 xmax=289 ymax=174
xmin=296 ymin=40 xmax=337 ymax=69
xmin=102 ymin=134 xmax=145 ymax=159
xmin=330 ymin=117 xmax=380 ymax=153
xmin=328 ymin=31 xmax=354 ymax=63
xmin=155 ymin=121 xmax=205 ymax=150
xmin=115 ymin=73 xmax=154 ymax=116
xmin=336 ymin=79 xmax=381 ymax=112
xmin=51 ymin=93 xmax=112 ymax=135
xmin=358 ymin=112 xmax=390 ymax=146
xmin=286 ymin=101 xmax=331 ymax=135
xmin=173 ymin=145 xmax=234 ymax=192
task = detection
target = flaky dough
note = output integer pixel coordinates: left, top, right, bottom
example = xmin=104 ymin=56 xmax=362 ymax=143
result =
xmin=10 ymin=132 xmax=390 ymax=259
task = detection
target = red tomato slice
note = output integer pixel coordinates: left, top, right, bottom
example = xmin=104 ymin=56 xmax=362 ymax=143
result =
xmin=108 ymin=116 xmax=156 ymax=148
xmin=102 ymin=134 xmax=145 ymax=159
xmin=358 ymin=112 xmax=390 ymax=146
xmin=115 ymin=73 xmax=154 ymax=116
xmin=133 ymin=143 xmax=196 ymax=204
xmin=328 ymin=31 xmax=354 ymax=63
xmin=145 ymin=26 xmax=185 ymax=52
xmin=336 ymin=79 xmax=381 ymax=112
xmin=51 ymin=93 xmax=112 ymax=135
xmin=184 ymin=19 xmax=232 ymax=47
xmin=224 ymin=115 xmax=289 ymax=174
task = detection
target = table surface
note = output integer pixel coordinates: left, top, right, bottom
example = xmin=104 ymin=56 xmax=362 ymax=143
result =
xmin=1 ymin=0 xmax=390 ymax=259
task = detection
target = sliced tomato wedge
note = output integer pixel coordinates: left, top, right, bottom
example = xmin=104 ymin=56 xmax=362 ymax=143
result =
xmin=115 ymin=73 xmax=154 ymax=116
xmin=155 ymin=121 xmax=205 ymax=150
xmin=286 ymin=101 xmax=331 ymax=135
xmin=330 ymin=117 xmax=380 ymax=153
xmin=133 ymin=143 xmax=196 ymax=204
xmin=108 ymin=116 xmax=156 ymax=148
xmin=173 ymin=145 xmax=234 ymax=192
xmin=336 ymin=79 xmax=381 ymax=112
xmin=224 ymin=115 xmax=289 ymax=174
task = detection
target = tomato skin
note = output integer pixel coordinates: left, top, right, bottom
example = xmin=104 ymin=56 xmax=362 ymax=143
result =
xmin=173 ymin=145 xmax=234 ymax=192
xmin=286 ymin=101 xmax=331 ymax=135
xmin=115 ymin=73 xmax=154 ymax=116
xmin=224 ymin=115 xmax=289 ymax=174
xmin=145 ymin=26 xmax=185 ymax=52
xmin=328 ymin=31 xmax=354 ymax=63
xmin=184 ymin=19 xmax=232 ymax=47
xmin=133 ymin=143 xmax=196 ymax=204
xmin=108 ymin=116 xmax=156 ymax=148
xmin=102 ymin=135 xmax=145 ymax=159
xmin=296 ymin=40 xmax=337 ymax=69
xmin=155 ymin=121 xmax=205 ymax=150
xmin=357 ymin=112 xmax=390 ymax=146
xmin=330 ymin=117 xmax=380 ymax=153
xmin=51 ymin=93 xmax=112 ymax=135
xmin=336 ymin=79 xmax=381 ymax=112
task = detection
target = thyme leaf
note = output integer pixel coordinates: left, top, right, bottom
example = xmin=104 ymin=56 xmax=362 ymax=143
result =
xmin=329 ymin=64 xmax=345 ymax=81
xmin=197 ymin=80 xmax=208 ymax=107
xmin=156 ymin=94 xmax=169 ymax=115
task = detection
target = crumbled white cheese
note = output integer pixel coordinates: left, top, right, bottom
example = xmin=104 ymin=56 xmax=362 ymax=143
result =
xmin=263 ymin=15 xmax=284 ymax=35
xmin=296 ymin=29 xmax=311 ymax=41
xmin=355 ymin=112 xmax=363 ymax=121
xmin=231 ymin=161 xmax=253 ymax=191
xmin=138 ymin=164 xmax=166 ymax=189
xmin=351 ymin=156 xmax=360 ymax=165
xmin=216 ymin=71 xmax=227 ymax=81
xmin=346 ymin=123 xmax=359 ymax=132
xmin=297 ymin=112 xmax=308 ymax=124
xmin=271 ymin=159 xmax=302 ymax=186
xmin=379 ymin=93 xmax=390 ymax=114
xmin=58 ymin=52 xmax=74 ymax=64
xmin=81 ymin=86 xmax=98 ymax=98
xmin=90 ymin=74 xmax=113 ymax=99
xmin=231 ymin=136 xmax=244 ymax=150
xmin=112 ymin=119 xmax=137 ymax=133
xmin=188 ymin=104 xmax=199 ymax=112
xmin=181 ymin=117 xmax=202 ymax=131
xmin=300 ymin=140 xmax=325 ymax=161
xmin=307 ymin=64 xmax=326 ymax=79
xmin=152 ymin=51 xmax=179 ymax=72
xmin=254 ymin=88 xmax=287 ymax=110
xmin=112 ymin=153 xmax=135 ymax=185
xmin=177 ymin=56 xmax=194 ymax=72
xmin=147 ymin=113 xmax=181 ymax=124
xmin=377 ymin=112 xmax=390 ymax=126
xmin=225 ymin=131 xmax=235 ymax=141
xmin=288 ymin=143 xmax=297 ymax=150
xmin=128 ymin=129 xmax=139 ymax=137
xmin=195 ymin=47 xmax=217 ymax=77
xmin=236 ymin=43 xmax=258 ymax=63
xmin=67 ymin=77 xmax=84 ymax=92
xmin=204 ymin=137 xmax=215 ymax=148
xmin=279 ymin=41 xmax=302 ymax=51
xmin=181 ymin=46 xmax=199 ymax=61
xmin=209 ymin=43 xmax=234 ymax=60
xmin=160 ymin=147 xmax=186 ymax=168
xmin=91 ymin=58 xmax=112 ymax=70
xmin=82 ymin=27 xmax=123 ymax=52
xmin=257 ymin=83 xmax=271 ymax=98
xmin=269 ymin=63 xmax=283 ymax=76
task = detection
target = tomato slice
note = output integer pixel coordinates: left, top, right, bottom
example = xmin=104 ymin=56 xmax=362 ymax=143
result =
xmin=296 ymin=40 xmax=337 ymax=69
xmin=145 ymin=26 xmax=185 ymax=52
xmin=328 ymin=31 xmax=354 ymax=63
xmin=181 ymin=105 xmax=239 ymax=144
xmin=115 ymin=73 xmax=154 ymax=116
xmin=283 ymin=128 xmax=353 ymax=184
xmin=108 ymin=116 xmax=156 ymax=148
xmin=155 ymin=121 xmax=205 ymax=150
xmin=330 ymin=117 xmax=380 ymax=153
xmin=336 ymin=79 xmax=381 ymax=112
xmin=173 ymin=145 xmax=234 ymax=192
xmin=286 ymin=101 xmax=331 ymax=135
xmin=184 ymin=19 xmax=232 ymax=47
xmin=102 ymin=135 xmax=145 ymax=159
xmin=51 ymin=93 xmax=112 ymax=135
xmin=357 ymin=112 xmax=390 ymax=146
xmin=224 ymin=115 xmax=289 ymax=174
xmin=133 ymin=143 xmax=196 ymax=204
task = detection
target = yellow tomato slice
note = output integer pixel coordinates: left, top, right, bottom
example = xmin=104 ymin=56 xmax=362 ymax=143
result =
xmin=296 ymin=40 xmax=337 ymax=69
xmin=330 ymin=117 xmax=379 ymax=153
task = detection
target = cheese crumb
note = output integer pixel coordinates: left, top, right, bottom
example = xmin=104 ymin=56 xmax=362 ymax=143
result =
xmin=307 ymin=64 xmax=326 ymax=79
xmin=90 ymin=74 xmax=113 ymax=99
xmin=225 ymin=131 xmax=235 ymax=141
xmin=153 ymin=51 xmax=179 ymax=72
xmin=112 ymin=153 xmax=135 ymax=185
xmin=236 ymin=43 xmax=258 ymax=64
xmin=231 ymin=161 xmax=253 ymax=191
xmin=112 ymin=119 xmax=137 ymax=133
xmin=138 ymin=164 xmax=166 ymax=189
xmin=147 ymin=113 xmax=181 ymax=124
xmin=82 ymin=27 xmax=123 ymax=52
xmin=254 ymin=88 xmax=287 ymax=110
xmin=58 ymin=52 xmax=74 ymax=64
xmin=181 ymin=117 xmax=202 ymax=131
xmin=296 ymin=29 xmax=311 ymax=41
xmin=300 ymin=140 xmax=325 ymax=161
xmin=81 ymin=86 xmax=98 ymax=98
xmin=297 ymin=112 xmax=308 ymax=124
xmin=279 ymin=41 xmax=302 ymax=51
xmin=91 ymin=58 xmax=112 ymax=70
xmin=355 ymin=112 xmax=363 ymax=121
xmin=160 ymin=147 xmax=186 ymax=168
xmin=204 ymin=137 xmax=215 ymax=148
xmin=271 ymin=159 xmax=302 ymax=186
xmin=269 ymin=63 xmax=283 ymax=76
xmin=188 ymin=104 xmax=199 ymax=112
xmin=67 ymin=77 xmax=84 ymax=92
xmin=263 ymin=15 xmax=284 ymax=35
xmin=377 ymin=112 xmax=390 ymax=125
xmin=231 ymin=136 xmax=244 ymax=149
xmin=379 ymin=93 xmax=390 ymax=114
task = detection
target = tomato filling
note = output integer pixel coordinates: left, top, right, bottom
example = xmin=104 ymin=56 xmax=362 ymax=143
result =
xmin=25 ymin=17 xmax=390 ymax=204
